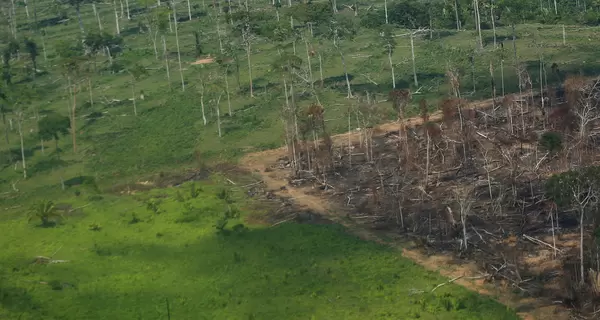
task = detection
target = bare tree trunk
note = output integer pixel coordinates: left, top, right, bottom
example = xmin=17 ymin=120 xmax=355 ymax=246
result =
xmin=93 ymin=4 xmax=103 ymax=30
xmin=24 ymin=0 xmax=30 ymax=18
xmin=388 ymin=47 xmax=396 ymax=88
xmin=41 ymin=31 xmax=47 ymax=61
xmin=224 ymin=69 xmax=232 ymax=115
xmin=216 ymin=92 xmax=223 ymax=137
xmin=17 ymin=113 xmax=26 ymax=179
xmin=562 ymin=24 xmax=566 ymax=45
xmin=173 ymin=8 xmax=185 ymax=91
xmin=71 ymin=84 xmax=77 ymax=153
xmin=318 ymin=53 xmax=324 ymax=88
xmin=114 ymin=0 xmax=120 ymax=35
xmin=490 ymin=5 xmax=496 ymax=48
xmin=500 ymin=59 xmax=505 ymax=96
xmin=454 ymin=0 xmax=461 ymax=30
xmin=348 ymin=108 xmax=352 ymax=166
xmin=425 ymin=130 xmax=430 ymax=186
xmin=125 ymin=0 xmax=131 ymax=19
xmin=384 ymin=0 xmax=389 ymax=24
xmin=474 ymin=0 xmax=483 ymax=49
xmin=335 ymin=44 xmax=352 ymax=98
xmin=304 ymin=39 xmax=314 ymax=89
xmin=132 ymin=82 xmax=137 ymax=116
xmin=410 ymin=33 xmax=418 ymax=87
xmin=162 ymin=35 xmax=171 ymax=90
xmin=76 ymin=5 xmax=85 ymax=34
xmin=581 ymin=208 xmax=585 ymax=283
xmin=200 ymin=81 xmax=207 ymax=125
xmin=151 ymin=30 xmax=159 ymax=60
xmin=120 ymin=0 xmax=124 ymax=19
xmin=88 ymin=77 xmax=93 ymax=108
xmin=216 ymin=15 xmax=223 ymax=53
xmin=246 ymin=40 xmax=254 ymax=97
xmin=187 ymin=0 xmax=192 ymax=20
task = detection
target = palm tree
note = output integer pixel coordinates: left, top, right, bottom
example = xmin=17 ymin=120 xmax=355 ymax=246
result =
xmin=29 ymin=200 xmax=62 ymax=226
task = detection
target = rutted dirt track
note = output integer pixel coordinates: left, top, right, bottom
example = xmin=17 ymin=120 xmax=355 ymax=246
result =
xmin=240 ymin=94 xmax=571 ymax=320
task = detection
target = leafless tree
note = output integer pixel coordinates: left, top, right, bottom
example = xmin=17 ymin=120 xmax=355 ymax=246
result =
xmin=453 ymin=186 xmax=475 ymax=250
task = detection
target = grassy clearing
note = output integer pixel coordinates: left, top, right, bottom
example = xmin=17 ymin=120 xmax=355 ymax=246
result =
xmin=0 ymin=177 xmax=518 ymax=320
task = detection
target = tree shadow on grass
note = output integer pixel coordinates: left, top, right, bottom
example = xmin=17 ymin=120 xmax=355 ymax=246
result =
xmin=0 ymin=283 xmax=41 ymax=315
xmin=29 ymin=158 xmax=73 ymax=176
xmin=20 ymin=222 xmax=521 ymax=319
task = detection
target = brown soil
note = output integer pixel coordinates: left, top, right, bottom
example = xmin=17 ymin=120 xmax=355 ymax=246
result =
xmin=239 ymin=93 xmax=573 ymax=320
xmin=191 ymin=57 xmax=215 ymax=65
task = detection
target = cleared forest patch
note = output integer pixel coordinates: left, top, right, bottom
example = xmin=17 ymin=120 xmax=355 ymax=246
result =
xmin=242 ymin=77 xmax=600 ymax=319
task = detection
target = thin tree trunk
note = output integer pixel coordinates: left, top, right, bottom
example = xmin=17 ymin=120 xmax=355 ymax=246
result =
xmin=132 ymin=82 xmax=137 ymax=116
xmin=120 ymin=0 xmax=124 ymax=19
xmin=93 ymin=4 xmax=103 ymax=30
xmin=410 ymin=33 xmax=418 ymax=87
xmin=562 ymin=24 xmax=566 ymax=45
xmin=335 ymin=44 xmax=352 ymax=98
xmin=17 ymin=114 xmax=26 ymax=179
xmin=425 ymin=130 xmax=430 ymax=186
xmin=490 ymin=5 xmax=497 ymax=48
xmin=224 ymin=68 xmax=232 ymax=115
xmin=474 ymin=0 xmax=483 ymax=49
xmin=88 ymin=77 xmax=93 ymax=108
xmin=76 ymin=5 xmax=85 ymax=34
xmin=24 ymin=0 xmax=30 ymax=18
xmin=114 ymin=0 xmax=120 ymax=35
xmin=581 ymin=208 xmax=585 ymax=284
xmin=304 ymin=39 xmax=314 ymax=89
xmin=461 ymin=210 xmax=468 ymax=249
xmin=454 ymin=0 xmax=461 ymax=30
xmin=388 ymin=47 xmax=395 ymax=88
xmin=41 ymin=31 xmax=47 ymax=61
xmin=554 ymin=0 xmax=558 ymax=14
xmin=216 ymin=93 xmax=223 ymax=137
xmin=162 ymin=36 xmax=171 ymax=89
xmin=384 ymin=0 xmax=389 ymax=24
xmin=200 ymin=82 xmax=207 ymax=125
xmin=246 ymin=40 xmax=254 ymax=97
xmin=173 ymin=8 xmax=185 ymax=91
xmin=187 ymin=0 xmax=192 ymax=20
xmin=71 ymin=84 xmax=77 ymax=153
xmin=500 ymin=59 xmax=505 ymax=96
xmin=512 ymin=24 xmax=518 ymax=63
xmin=126 ymin=0 xmax=131 ymax=19
xmin=3 ymin=113 xmax=10 ymax=145
xmin=318 ymin=53 xmax=324 ymax=88
xmin=151 ymin=30 xmax=159 ymax=60
xmin=216 ymin=15 xmax=223 ymax=53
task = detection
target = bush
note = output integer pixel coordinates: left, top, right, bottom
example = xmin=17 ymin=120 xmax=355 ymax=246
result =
xmin=539 ymin=131 xmax=562 ymax=153
xmin=176 ymin=203 xmax=200 ymax=223
xmin=190 ymin=183 xmax=200 ymax=199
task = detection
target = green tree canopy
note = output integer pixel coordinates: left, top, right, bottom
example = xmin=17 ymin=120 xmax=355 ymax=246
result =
xmin=39 ymin=112 xmax=71 ymax=142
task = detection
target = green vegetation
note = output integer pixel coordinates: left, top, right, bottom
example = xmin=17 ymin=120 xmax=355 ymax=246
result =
xmin=2 ymin=0 xmax=600 ymax=317
xmin=0 ymin=178 xmax=518 ymax=319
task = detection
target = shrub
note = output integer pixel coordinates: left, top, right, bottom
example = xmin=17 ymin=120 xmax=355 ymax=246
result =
xmin=145 ymin=199 xmax=162 ymax=214
xmin=539 ymin=131 xmax=562 ymax=153
xmin=190 ymin=183 xmax=200 ymax=199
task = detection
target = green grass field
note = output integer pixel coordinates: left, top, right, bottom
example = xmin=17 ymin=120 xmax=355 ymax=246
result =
xmin=0 ymin=177 xmax=519 ymax=320
xmin=1 ymin=0 xmax=599 ymax=318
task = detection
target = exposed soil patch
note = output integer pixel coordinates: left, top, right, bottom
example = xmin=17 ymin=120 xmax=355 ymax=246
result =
xmin=191 ymin=57 xmax=215 ymax=65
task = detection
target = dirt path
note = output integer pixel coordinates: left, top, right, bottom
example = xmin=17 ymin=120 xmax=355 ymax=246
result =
xmin=240 ymin=94 xmax=570 ymax=320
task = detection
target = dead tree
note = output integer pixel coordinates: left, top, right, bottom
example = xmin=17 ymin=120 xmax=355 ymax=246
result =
xmin=453 ymin=185 xmax=475 ymax=250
